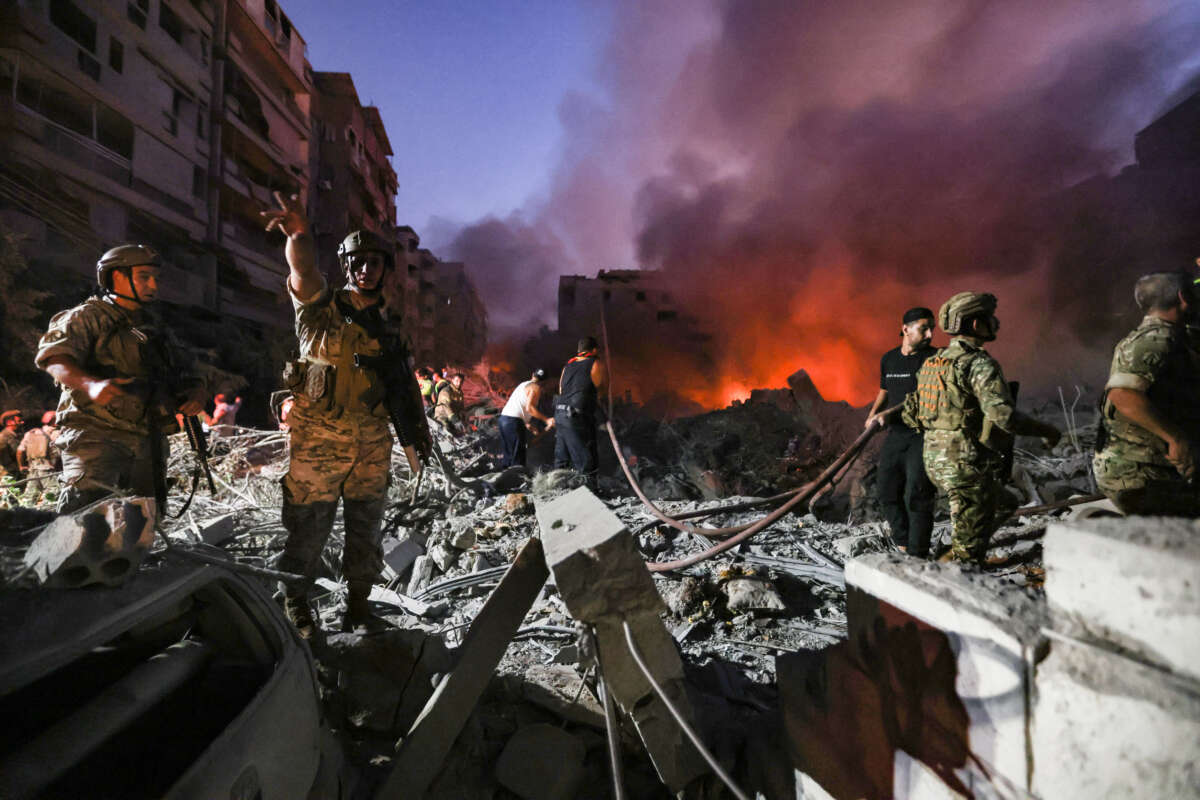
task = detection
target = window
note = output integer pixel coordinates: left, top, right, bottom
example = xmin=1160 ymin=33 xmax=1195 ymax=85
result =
xmin=200 ymin=33 xmax=210 ymax=66
xmin=164 ymin=86 xmax=185 ymax=135
xmin=127 ymin=0 xmax=148 ymax=29
xmin=50 ymin=0 xmax=97 ymax=52
xmin=603 ymin=290 xmax=612 ymax=302
xmin=15 ymin=68 xmax=134 ymax=160
xmin=192 ymin=166 xmax=206 ymax=198
xmin=197 ymin=101 xmax=207 ymax=139
xmin=96 ymin=103 xmax=134 ymax=158
xmin=635 ymin=291 xmax=646 ymax=301
xmin=109 ymin=38 xmax=124 ymax=73
xmin=657 ymin=310 xmax=678 ymax=322
xmin=159 ymin=2 xmax=184 ymax=44
xmin=76 ymin=49 xmax=100 ymax=81
xmin=263 ymin=0 xmax=278 ymax=34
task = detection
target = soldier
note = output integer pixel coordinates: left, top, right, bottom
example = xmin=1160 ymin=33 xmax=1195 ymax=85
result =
xmin=35 ymin=245 xmax=205 ymax=515
xmin=0 ymin=410 xmax=23 ymax=506
xmin=554 ymin=336 xmax=608 ymax=491
xmin=17 ymin=411 xmax=61 ymax=505
xmin=903 ymin=292 xmax=1060 ymax=564
xmin=1093 ymin=272 xmax=1200 ymax=515
xmin=262 ymin=192 xmax=431 ymax=638
xmin=433 ymin=372 xmax=466 ymax=435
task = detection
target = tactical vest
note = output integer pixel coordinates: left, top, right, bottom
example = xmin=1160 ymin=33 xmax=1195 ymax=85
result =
xmin=283 ymin=290 xmax=389 ymax=420
xmin=913 ymin=346 xmax=984 ymax=436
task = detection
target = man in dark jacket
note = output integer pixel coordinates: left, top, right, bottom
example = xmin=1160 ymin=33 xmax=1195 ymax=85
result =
xmin=554 ymin=337 xmax=608 ymax=490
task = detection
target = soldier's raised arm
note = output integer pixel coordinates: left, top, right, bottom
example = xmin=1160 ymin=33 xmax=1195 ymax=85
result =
xmin=261 ymin=191 xmax=322 ymax=299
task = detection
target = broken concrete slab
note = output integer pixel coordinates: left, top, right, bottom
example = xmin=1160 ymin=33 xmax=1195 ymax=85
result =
xmin=379 ymin=537 xmax=549 ymax=800
xmin=495 ymin=724 xmax=586 ymax=800
xmin=517 ymin=664 xmax=605 ymax=729
xmin=1044 ymin=516 xmax=1200 ymax=681
xmin=536 ymin=487 xmax=708 ymax=793
xmin=1032 ymin=634 xmax=1200 ymax=800
xmin=724 ymin=576 xmax=786 ymax=613
xmin=450 ymin=526 xmax=476 ymax=550
xmin=322 ymin=629 xmax=453 ymax=734
xmin=383 ymin=536 xmax=423 ymax=576
xmin=844 ymin=553 xmax=1046 ymax=795
xmin=503 ymin=492 xmax=532 ymax=515
xmin=196 ymin=513 xmax=235 ymax=545
xmin=407 ymin=554 xmax=434 ymax=596
xmin=24 ymin=498 xmax=157 ymax=588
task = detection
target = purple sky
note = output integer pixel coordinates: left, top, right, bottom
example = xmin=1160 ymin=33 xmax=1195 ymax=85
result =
xmin=283 ymin=0 xmax=613 ymax=237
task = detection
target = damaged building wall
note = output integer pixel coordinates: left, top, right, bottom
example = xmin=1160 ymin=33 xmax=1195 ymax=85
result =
xmin=780 ymin=516 xmax=1200 ymax=800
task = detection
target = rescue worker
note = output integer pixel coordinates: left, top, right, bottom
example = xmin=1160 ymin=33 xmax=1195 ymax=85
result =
xmin=865 ymin=308 xmax=937 ymax=557
xmin=210 ymin=393 xmax=243 ymax=428
xmin=0 ymin=410 xmax=23 ymax=506
xmin=498 ymin=368 xmax=554 ymax=468
xmin=1093 ymin=271 xmax=1200 ymax=515
xmin=434 ymin=372 xmax=466 ymax=435
xmin=903 ymin=292 xmax=1060 ymax=564
xmin=17 ymin=411 xmax=61 ymax=505
xmin=35 ymin=245 xmax=205 ymax=515
xmin=262 ymin=192 xmax=431 ymax=638
xmin=554 ymin=337 xmax=608 ymax=490
xmin=416 ymin=367 xmax=435 ymax=408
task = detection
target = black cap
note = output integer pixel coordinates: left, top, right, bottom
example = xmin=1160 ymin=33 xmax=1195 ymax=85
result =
xmin=902 ymin=307 xmax=934 ymax=324
xmin=532 ymin=368 xmax=547 ymax=380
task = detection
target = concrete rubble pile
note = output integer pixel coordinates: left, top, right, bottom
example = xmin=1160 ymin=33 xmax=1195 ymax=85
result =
xmin=2 ymin=381 xmax=1183 ymax=799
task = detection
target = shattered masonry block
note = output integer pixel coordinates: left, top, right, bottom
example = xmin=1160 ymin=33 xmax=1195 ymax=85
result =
xmin=383 ymin=536 xmax=423 ymax=576
xmin=844 ymin=554 xmax=1046 ymax=795
xmin=1044 ymin=516 xmax=1200 ymax=681
xmin=197 ymin=513 xmax=235 ymax=545
xmin=518 ymin=664 xmax=606 ymax=729
xmin=723 ymin=576 xmax=787 ymax=612
xmin=536 ymin=487 xmax=665 ymax=622
xmin=1032 ymin=635 xmax=1200 ymax=800
xmin=536 ymin=488 xmax=707 ymax=793
xmin=495 ymin=724 xmax=586 ymax=800
xmin=24 ymin=498 xmax=158 ymax=588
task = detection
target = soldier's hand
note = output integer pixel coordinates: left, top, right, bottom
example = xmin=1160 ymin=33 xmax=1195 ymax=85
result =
xmin=260 ymin=191 xmax=309 ymax=237
xmin=545 ymin=418 xmax=555 ymax=430
xmin=85 ymin=377 xmax=133 ymax=406
xmin=864 ymin=414 xmax=881 ymax=430
xmin=1167 ymin=437 xmax=1196 ymax=481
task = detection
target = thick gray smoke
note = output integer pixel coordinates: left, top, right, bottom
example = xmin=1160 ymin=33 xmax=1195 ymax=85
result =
xmin=447 ymin=0 xmax=1200 ymax=404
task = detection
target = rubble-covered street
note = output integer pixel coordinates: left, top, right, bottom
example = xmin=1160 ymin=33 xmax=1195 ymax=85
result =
xmin=1 ymin=375 xmax=1137 ymax=799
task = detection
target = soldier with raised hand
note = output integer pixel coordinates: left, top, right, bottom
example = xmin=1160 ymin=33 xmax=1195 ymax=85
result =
xmin=903 ymin=292 xmax=1061 ymax=564
xmin=262 ymin=192 xmax=431 ymax=638
xmin=35 ymin=245 xmax=205 ymax=515
xmin=1093 ymin=271 xmax=1200 ymax=515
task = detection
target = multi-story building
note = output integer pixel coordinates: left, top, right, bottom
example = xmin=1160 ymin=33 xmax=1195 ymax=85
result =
xmin=557 ymin=269 xmax=713 ymax=351
xmin=0 ymin=0 xmax=487 ymax=410
xmin=308 ymin=71 xmax=395 ymax=283
xmin=430 ymin=260 xmax=487 ymax=368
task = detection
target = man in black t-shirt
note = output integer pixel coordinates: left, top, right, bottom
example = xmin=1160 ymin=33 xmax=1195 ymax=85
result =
xmin=865 ymin=307 xmax=937 ymax=556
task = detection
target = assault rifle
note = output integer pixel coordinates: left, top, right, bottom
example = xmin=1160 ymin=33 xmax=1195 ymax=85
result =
xmin=355 ymin=350 xmax=432 ymax=475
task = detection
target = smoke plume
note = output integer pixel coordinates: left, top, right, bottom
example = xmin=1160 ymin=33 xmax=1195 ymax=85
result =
xmin=449 ymin=0 xmax=1200 ymax=406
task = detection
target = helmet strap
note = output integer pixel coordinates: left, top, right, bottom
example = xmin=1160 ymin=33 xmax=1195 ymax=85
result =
xmin=103 ymin=267 xmax=145 ymax=305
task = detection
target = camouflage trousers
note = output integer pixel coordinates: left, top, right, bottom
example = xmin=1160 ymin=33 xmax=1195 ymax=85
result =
xmin=923 ymin=431 xmax=1012 ymax=563
xmin=23 ymin=466 xmax=59 ymax=505
xmin=278 ymin=403 xmax=393 ymax=593
xmin=1093 ymin=451 xmax=1200 ymax=517
xmin=55 ymin=426 xmax=164 ymax=515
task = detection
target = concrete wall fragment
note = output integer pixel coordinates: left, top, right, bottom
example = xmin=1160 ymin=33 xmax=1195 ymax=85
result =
xmin=536 ymin=487 xmax=708 ymax=793
xmin=23 ymin=498 xmax=157 ymax=588
xmin=1044 ymin=515 xmax=1200 ymax=681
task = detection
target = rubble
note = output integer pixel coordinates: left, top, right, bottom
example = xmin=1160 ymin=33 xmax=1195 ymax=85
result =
xmin=2 ymin=380 xmax=1174 ymax=799
xmin=23 ymin=497 xmax=157 ymax=588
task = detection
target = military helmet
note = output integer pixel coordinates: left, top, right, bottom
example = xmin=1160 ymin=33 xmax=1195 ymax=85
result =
xmin=336 ymin=230 xmax=394 ymax=270
xmin=96 ymin=244 xmax=161 ymax=289
xmin=938 ymin=292 xmax=997 ymax=335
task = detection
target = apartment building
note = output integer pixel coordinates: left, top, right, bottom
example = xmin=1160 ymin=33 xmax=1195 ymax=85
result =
xmin=557 ymin=269 xmax=713 ymax=350
xmin=430 ymin=260 xmax=487 ymax=367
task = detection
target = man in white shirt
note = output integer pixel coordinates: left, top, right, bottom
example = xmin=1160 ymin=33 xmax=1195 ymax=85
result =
xmin=498 ymin=369 xmax=554 ymax=468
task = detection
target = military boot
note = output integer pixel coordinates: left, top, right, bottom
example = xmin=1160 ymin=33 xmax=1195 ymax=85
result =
xmin=283 ymin=592 xmax=318 ymax=640
xmin=343 ymin=580 xmax=387 ymax=633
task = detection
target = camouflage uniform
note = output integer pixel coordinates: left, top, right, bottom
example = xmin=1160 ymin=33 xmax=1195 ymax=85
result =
xmin=904 ymin=338 xmax=1044 ymax=562
xmin=433 ymin=381 xmax=465 ymax=432
xmin=17 ymin=427 xmax=59 ymax=504
xmin=1093 ymin=315 xmax=1200 ymax=515
xmin=0 ymin=427 xmax=20 ymax=506
xmin=34 ymin=297 xmax=194 ymax=514
xmin=277 ymin=279 xmax=410 ymax=595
